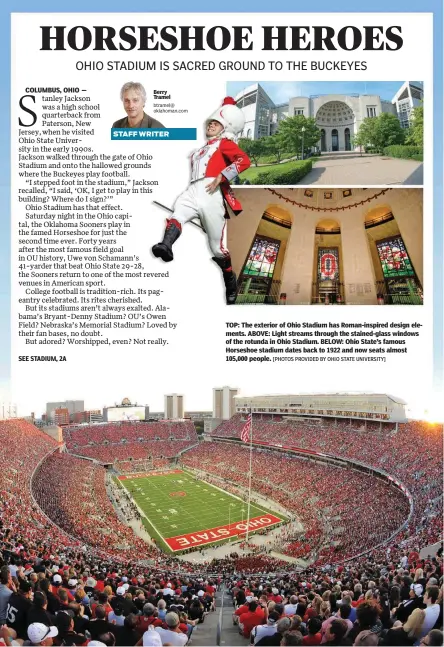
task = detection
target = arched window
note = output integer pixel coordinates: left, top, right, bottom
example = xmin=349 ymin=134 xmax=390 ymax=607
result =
xmin=320 ymin=129 xmax=326 ymax=152
xmin=312 ymin=219 xmax=344 ymax=304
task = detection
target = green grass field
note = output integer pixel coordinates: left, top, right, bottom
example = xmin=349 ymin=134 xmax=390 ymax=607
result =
xmin=118 ymin=469 xmax=286 ymax=553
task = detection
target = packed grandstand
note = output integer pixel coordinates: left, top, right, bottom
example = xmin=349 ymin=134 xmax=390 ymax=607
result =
xmin=0 ymin=407 xmax=442 ymax=646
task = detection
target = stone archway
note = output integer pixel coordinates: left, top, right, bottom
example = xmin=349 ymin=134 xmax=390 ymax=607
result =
xmin=315 ymin=101 xmax=355 ymax=152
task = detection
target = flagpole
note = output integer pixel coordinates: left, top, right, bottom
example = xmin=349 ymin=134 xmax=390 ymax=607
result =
xmin=246 ymin=408 xmax=253 ymax=542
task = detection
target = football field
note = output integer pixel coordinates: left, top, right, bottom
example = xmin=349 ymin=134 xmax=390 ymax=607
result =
xmin=117 ymin=469 xmax=286 ymax=552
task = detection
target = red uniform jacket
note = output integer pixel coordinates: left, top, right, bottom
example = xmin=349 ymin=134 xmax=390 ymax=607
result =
xmin=191 ymin=137 xmax=250 ymax=215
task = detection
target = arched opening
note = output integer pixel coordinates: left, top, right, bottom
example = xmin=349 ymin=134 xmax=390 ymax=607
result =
xmin=315 ymin=101 xmax=355 ymax=152
xmin=312 ymin=219 xmax=344 ymax=304
xmin=236 ymin=204 xmax=292 ymax=304
xmin=320 ymin=129 xmax=326 ymax=152
xmin=364 ymin=206 xmax=422 ymax=305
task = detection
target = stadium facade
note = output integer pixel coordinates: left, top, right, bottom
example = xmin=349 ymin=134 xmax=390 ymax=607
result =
xmin=164 ymin=393 xmax=184 ymax=419
xmin=234 ymin=393 xmax=408 ymax=423
xmin=213 ymin=386 xmax=239 ymax=420
xmin=235 ymin=81 xmax=423 ymax=151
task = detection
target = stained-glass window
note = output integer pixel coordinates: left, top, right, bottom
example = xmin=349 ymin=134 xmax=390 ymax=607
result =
xmin=376 ymin=237 xmax=415 ymax=278
xmin=243 ymin=236 xmax=280 ymax=278
xmin=318 ymin=248 xmax=339 ymax=282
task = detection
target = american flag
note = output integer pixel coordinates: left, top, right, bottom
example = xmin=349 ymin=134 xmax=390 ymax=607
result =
xmin=240 ymin=413 xmax=252 ymax=443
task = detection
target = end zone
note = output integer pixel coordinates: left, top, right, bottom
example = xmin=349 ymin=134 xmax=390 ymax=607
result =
xmin=165 ymin=514 xmax=282 ymax=551
xmin=118 ymin=469 xmax=183 ymax=480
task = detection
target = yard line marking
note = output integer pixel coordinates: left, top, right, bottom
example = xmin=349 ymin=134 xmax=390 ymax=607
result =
xmin=121 ymin=469 xmax=285 ymax=551
xmin=120 ymin=479 xmax=171 ymax=550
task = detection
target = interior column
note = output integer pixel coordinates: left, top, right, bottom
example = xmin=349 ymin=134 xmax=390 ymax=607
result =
xmin=279 ymin=207 xmax=316 ymax=305
xmin=340 ymin=212 xmax=378 ymax=305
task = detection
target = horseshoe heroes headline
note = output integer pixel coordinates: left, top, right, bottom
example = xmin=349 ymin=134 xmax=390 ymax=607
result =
xmin=40 ymin=25 xmax=403 ymax=52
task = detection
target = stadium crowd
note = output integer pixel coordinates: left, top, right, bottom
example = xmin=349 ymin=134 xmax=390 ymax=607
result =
xmin=0 ymin=562 xmax=220 ymax=646
xmin=226 ymin=566 xmax=443 ymax=646
xmin=182 ymin=445 xmax=411 ymax=564
xmin=32 ymin=453 xmax=159 ymax=563
xmin=209 ymin=417 xmax=443 ymax=563
xmin=0 ymin=417 xmax=442 ymax=646
xmin=63 ymin=422 xmax=198 ymax=464
xmin=0 ymin=543 xmax=442 ymax=646
xmin=114 ymin=459 xmax=170 ymax=473
xmin=64 ymin=422 xmax=197 ymax=448
xmin=212 ymin=416 xmax=397 ymax=438
xmin=0 ymin=420 xmax=74 ymax=557
xmin=69 ymin=441 xmax=195 ymax=464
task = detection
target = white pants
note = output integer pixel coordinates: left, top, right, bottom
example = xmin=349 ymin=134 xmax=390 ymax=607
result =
xmin=173 ymin=178 xmax=228 ymax=259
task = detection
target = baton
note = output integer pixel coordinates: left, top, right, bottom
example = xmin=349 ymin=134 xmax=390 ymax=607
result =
xmin=152 ymin=200 xmax=205 ymax=232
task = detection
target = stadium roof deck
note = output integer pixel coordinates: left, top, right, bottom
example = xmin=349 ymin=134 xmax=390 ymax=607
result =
xmin=234 ymin=393 xmax=407 ymax=404
xmin=234 ymin=82 xmax=422 ymax=107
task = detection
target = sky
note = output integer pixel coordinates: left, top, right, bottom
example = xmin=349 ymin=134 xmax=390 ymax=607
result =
xmin=226 ymin=81 xmax=421 ymax=105
xmin=2 ymin=384 xmax=442 ymax=423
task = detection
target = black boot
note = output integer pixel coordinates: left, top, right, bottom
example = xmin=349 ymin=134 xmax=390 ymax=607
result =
xmin=212 ymin=256 xmax=238 ymax=305
xmin=152 ymin=219 xmax=182 ymax=262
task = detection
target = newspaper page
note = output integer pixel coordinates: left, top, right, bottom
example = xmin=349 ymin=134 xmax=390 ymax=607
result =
xmin=1 ymin=2 xmax=443 ymax=646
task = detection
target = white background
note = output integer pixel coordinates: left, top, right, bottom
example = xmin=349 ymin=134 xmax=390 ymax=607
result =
xmin=11 ymin=12 xmax=435 ymax=418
